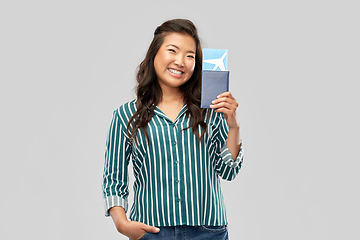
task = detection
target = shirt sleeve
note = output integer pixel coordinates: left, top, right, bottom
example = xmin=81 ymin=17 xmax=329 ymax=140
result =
xmin=102 ymin=110 xmax=132 ymax=216
xmin=212 ymin=112 xmax=243 ymax=181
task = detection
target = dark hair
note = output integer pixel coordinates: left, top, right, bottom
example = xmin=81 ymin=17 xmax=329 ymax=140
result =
xmin=127 ymin=19 xmax=206 ymax=145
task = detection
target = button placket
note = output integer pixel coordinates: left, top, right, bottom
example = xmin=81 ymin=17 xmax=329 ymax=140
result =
xmin=172 ymin=121 xmax=181 ymax=205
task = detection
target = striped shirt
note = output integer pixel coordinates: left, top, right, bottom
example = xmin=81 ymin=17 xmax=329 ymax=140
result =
xmin=102 ymin=99 xmax=243 ymax=227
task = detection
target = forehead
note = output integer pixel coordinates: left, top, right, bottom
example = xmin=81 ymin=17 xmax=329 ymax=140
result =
xmin=162 ymin=32 xmax=196 ymax=51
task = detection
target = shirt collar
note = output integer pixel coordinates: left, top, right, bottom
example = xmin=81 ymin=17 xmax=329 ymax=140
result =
xmin=154 ymin=103 xmax=188 ymax=123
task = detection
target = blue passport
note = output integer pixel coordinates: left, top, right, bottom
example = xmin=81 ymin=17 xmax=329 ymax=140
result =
xmin=201 ymin=48 xmax=230 ymax=108
xmin=200 ymin=70 xmax=229 ymax=108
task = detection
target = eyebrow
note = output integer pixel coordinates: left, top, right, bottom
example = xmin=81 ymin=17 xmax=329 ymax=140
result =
xmin=166 ymin=44 xmax=195 ymax=54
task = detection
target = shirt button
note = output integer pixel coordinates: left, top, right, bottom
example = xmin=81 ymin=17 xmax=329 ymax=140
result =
xmin=175 ymin=179 xmax=179 ymax=183
xmin=173 ymin=141 xmax=177 ymax=145
xmin=177 ymin=198 xmax=181 ymax=202
xmin=174 ymin=160 xmax=178 ymax=164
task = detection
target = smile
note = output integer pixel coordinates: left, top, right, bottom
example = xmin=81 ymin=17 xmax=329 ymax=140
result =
xmin=168 ymin=68 xmax=183 ymax=76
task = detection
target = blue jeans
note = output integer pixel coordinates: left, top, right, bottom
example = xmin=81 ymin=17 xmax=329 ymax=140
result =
xmin=136 ymin=225 xmax=228 ymax=240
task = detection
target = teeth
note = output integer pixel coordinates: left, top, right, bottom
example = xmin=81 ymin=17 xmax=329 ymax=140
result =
xmin=169 ymin=68 xmax=183 ymax=75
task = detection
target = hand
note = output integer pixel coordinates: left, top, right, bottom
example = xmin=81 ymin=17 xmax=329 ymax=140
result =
xmin=210 ymin=92 xmax=239 ymax=129
xmin=118 ymin=220 xmax=160 ymax=240
xmin=109 ymin=206 xmax=160 ymax=240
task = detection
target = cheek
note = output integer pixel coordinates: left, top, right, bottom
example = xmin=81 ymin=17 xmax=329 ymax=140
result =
xmin=158 ymin=51 xmax=172 ymax=64
xmin=154 ymin=51 xmax=168 ymax=70
xmin=188 ymin=60 xmax=195 ymax=72
xmin=187 ymin=63 xmax=195 ymax=79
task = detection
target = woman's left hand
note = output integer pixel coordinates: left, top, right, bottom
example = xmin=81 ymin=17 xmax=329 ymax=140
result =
xmin=210 ymin=92 xmax=239 ymax=129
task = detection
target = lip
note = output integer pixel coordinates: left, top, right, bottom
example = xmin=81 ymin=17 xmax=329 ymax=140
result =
xmin=167 ymin=68 xmax=184 ymax=78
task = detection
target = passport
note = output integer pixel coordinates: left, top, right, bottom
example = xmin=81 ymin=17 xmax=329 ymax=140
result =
xmin=201 ymin=48 xmax=230 ymax=108
xmin=200 ymin=70 xmax=229 ymax=108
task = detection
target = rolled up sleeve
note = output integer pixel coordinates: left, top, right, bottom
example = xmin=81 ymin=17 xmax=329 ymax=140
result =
xmin=102 ymin=110 xmax=131 ymax=216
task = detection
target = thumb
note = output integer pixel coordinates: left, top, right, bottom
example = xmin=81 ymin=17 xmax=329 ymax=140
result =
xmin=142 ymin=223 xmax=160 ymax=233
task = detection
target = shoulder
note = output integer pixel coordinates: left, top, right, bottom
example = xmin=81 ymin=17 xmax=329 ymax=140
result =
xmin=113 ymin=99 xmax=137 ymax=125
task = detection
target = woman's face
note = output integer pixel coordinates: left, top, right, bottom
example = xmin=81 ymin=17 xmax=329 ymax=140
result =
xmin=154 ymin=32 xmax=196 ymax=91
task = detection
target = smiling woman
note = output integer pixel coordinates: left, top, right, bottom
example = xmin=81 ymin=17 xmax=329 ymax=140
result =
xmin=127 ymin=19 xmax=206 ymax=145
xmin=102 ymin=19 xmax=243 ymax=240
xmin=153 ymin=33 xmax=197 ymax=121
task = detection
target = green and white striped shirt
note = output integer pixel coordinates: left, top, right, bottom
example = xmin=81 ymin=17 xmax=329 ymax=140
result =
xmin=102 ymin=100 xmax=243 ymax=227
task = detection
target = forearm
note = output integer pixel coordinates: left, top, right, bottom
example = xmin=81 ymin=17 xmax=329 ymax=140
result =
xmin=109 ymin=206 xmax=129 ymax=233
xmin=226 ymin=126 xmax=241 ymax=161
xmin=210 ymin=92 xmax=241 ymax=161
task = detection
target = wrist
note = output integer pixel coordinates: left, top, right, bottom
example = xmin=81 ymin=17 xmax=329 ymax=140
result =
xmin=228 ymin=125 xmax=240 ymax=130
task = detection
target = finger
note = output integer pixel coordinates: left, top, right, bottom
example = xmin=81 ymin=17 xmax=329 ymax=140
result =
xmin=214 ymin=107 xmax=235 ymax=116
xmin=217 ymin=92 xmax=234 ymax=99
xmin=210 ymin=102 xmax=237 ymax=111
xmin=212 ymin=97 xmax=238 ymax=107
xmin=142 ymin=224 xmax=160 ymax=233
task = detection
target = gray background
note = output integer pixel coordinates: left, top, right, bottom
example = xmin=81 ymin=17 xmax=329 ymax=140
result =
xmin=1 ymin=0 xmax=359 ymax=239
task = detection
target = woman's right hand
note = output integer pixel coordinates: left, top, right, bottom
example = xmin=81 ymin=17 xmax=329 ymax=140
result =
xmin=109 ymin=206 xmax=160 ymax=240
xmin=119 ymin=220 xmax=160 ymax=240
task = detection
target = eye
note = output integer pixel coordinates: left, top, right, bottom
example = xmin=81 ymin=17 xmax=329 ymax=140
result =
xmin=187 ymin=55 xmax=195 ymax=59
xmin=168 ymin=49 xmax=176 ymax=53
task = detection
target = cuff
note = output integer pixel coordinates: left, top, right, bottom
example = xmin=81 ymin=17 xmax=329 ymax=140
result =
xmin=219 ymin=140 xmax=243 ymax=168
xmin=103 ymin=195 xmax=128 ymax=217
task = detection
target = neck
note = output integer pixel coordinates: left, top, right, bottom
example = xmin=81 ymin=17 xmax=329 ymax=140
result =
xmin=159 ymin=86 xmax=184 ymax=104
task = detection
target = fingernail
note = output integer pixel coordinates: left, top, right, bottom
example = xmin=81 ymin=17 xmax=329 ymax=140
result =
xmin=211 ymin=100 xmax=215 ymax=104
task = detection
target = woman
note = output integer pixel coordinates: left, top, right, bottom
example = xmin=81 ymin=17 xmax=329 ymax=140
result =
xmin=102 ymin=19 xmax=243 ymax=240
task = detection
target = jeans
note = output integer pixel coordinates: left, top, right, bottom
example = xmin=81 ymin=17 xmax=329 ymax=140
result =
xmin=136 ymin=225 xmax=228 ymax=240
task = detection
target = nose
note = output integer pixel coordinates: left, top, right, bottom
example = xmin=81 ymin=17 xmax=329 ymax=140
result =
xmin=174 ymin=54 xmax=184 ymax=67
